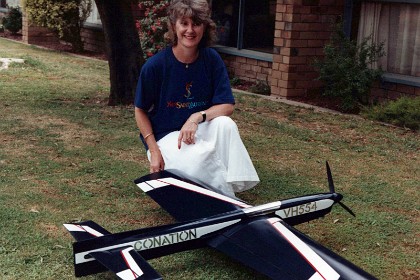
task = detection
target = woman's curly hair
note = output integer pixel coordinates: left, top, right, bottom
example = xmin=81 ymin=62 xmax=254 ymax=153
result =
xmin=165 ymin=0 xmax=217 ymax=47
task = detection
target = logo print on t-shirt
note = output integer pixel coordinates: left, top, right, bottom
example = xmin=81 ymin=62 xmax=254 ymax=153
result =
xmin=184 ymin=82 xmax=193 ymax=99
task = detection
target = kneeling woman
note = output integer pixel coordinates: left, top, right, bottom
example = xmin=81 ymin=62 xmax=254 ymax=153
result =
xmin=134 ymin=0 xmax=259 ymax=196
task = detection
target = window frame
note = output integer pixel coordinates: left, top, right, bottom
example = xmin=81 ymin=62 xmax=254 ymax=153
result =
xmin=211 ymin=0 xmax=274 ymax=62
xmin=84 ymin=1 xmax=102 ymax=27
xmin=1 ymin=0 xmax=20 ymax=12
xmin=3 ymin=0 xmax=19 ymax=8
xmin=358 ymin=0 xmax=420 ymax=87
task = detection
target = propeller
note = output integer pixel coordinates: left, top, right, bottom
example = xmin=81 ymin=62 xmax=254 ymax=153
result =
xmin=326 ymin=161 xmax=335 ymax=193
xmin=326 ymin=161 xmax=356 ymax=217
xmin=338 ymin=201 xmax=356 ymax=217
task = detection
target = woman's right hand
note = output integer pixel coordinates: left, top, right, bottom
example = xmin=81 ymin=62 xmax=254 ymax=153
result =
xmin=149 ymin=149 xmax=165 ymax=173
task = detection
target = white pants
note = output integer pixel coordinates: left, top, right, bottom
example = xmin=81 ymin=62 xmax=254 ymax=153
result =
xmin=148 ymin=116 xmax=259 ymax=196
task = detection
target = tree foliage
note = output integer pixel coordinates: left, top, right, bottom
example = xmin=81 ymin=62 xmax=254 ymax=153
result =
xmin=2 ymin=6 xmax=22 ymax=34
xmin=25 ymin=0 xmax=92 ymax=52
xmin=313 ymin=22 xmax=385 ymax=112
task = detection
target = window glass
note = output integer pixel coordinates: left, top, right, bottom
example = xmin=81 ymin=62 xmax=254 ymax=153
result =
xmin=211 ymin=0 xmax=275 ymax=53
xmin=85 ymin=1 xmax=101 ymax=25
xmin=212 ymin=0 xmax=238 ymax=48
xmin=358 ymin=2 xmax=420 ymax=76
xmin=243 ymin=0 xmax=275 ymax=53
xmin=5 ymin=0 xmax=19 ymax=8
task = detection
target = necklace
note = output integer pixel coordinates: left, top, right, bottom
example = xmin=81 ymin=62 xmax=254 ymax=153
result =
xmin=173 ymin=47 xmax=198 ymax=69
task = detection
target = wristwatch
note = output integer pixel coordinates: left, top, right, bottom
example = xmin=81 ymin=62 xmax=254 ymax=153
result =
xmin=200 ymin=111 xmax=206 ymax=122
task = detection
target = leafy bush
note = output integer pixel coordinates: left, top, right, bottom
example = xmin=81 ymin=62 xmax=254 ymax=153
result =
xmin=230 ymin=77 xmax=242 ymax=87
xmin=136 ymin=0 xmax=169 ymax=60
xmin=249 ymin=79 xmax=271 ymax=95
xmin=25 ymin=0 xmax=92 ymax=52
xmin=362 ymin=96 xmax=420 ymax=130
xmin=2 ymin=6 xmax=22 ymax=34
xmin=313 ymin=22 xmax=385 ymax=112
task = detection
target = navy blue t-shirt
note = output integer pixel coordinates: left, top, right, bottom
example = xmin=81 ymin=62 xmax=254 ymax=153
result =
xmin=135 ymin=47 xmax=235 ymax=145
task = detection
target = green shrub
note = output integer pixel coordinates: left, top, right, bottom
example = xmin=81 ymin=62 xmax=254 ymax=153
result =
xmin=249 ymin=79 xmax=271 ymax=95
xmin=25 ymin=0 xmax=92 ymax=52
xmin=362 ymin=96 xmax=420 ymax=130
xmin=230 ymin=77 xmax=242 ymax=87
xmin=313 ymin=22 xmax=385 ymax=112
xmin=2 ymin=6 xmax=22 ymax=34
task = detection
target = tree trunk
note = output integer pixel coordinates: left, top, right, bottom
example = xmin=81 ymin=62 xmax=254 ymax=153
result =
xmin=94 ymin=0 xmax=144 ymax=105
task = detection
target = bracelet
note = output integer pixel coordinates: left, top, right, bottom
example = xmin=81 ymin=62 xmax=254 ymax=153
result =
xmin=143 ymin=132 xmax=153 ymax=140
xmin=189 ymin=120 xmax=198 ymax=126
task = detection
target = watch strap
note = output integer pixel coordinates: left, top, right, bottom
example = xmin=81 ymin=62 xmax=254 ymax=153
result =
xmin=200 ymin=111 xmax=206 ymax=122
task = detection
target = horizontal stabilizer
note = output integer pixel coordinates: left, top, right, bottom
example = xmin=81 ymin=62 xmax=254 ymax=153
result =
xmin=63 ymin=221 xmax=111 ymax=241
xmin=90 ymin=247 xmax=162 ymax=280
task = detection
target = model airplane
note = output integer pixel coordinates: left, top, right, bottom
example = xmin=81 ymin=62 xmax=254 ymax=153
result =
xmin=64 ymin=162 xmax=377 ymax=280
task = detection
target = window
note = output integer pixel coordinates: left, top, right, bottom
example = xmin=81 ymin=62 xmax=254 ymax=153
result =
xmin=1 ymin=0 xmax=20 ymax=11
xmin=85 ymin=1 xmax=101 ymax=26
xmin=358 ymin=1 xmax=420 ymax=77
xmin=211 ymin=0 xmax=276 ymax=54
xmin=3 ymin=0 xmax=19 ymax=8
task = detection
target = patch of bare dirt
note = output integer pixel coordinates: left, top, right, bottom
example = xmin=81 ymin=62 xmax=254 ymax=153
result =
xmin=288 ymin=94 xmax=344 ymax=112
xmin=38 ymin=223 xmax=63 ymax=238
xmin=230 ymin=77 xmax=350 ymax=113
xmin=20 ymin=114 xmax=101 ymax=150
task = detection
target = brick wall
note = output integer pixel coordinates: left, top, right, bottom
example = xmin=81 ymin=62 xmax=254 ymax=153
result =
xmin=370 ymin=81 xmax=420 ymax=103
xmin=80 ymin=26 xmax=105 ymax=53
xmin=271 ymin=0 xmax=344 ymax=97
xmin=221 ymin=54 xmax=272 ymax=84
xmin=22 ymin=14 xmax=59 ymax=46
xmin=21 ymin=12 xmax=105 ymax=54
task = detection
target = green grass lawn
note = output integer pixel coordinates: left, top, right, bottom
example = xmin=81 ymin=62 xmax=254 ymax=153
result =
xmin=0 ymin=38 xmax=419 ymax=279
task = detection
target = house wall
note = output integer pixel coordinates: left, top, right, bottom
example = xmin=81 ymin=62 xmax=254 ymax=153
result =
xmin=270 ymin=0 xmax=345 ymax=98
xmin=370 ymin=81 xmax=420 ymax=103
xmin=221 ymin=54 xmax=272 ymax=84
xmin=217 ymin=0 xmax=357 ymax=99
xmin=21 ymin=12 xmax=105 ymax=52
xmin=80 ymin=26 xmax=105 ymax=53
xmin=22 ymin=14 xmax=59 ymax=45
